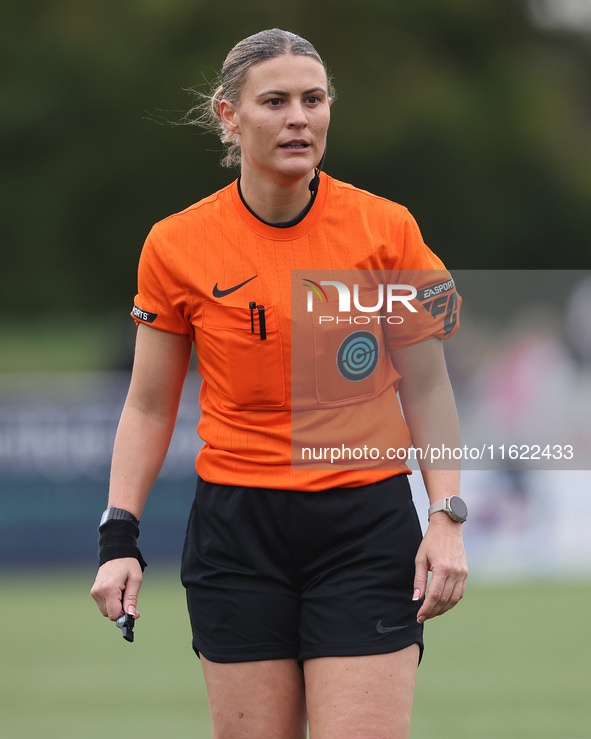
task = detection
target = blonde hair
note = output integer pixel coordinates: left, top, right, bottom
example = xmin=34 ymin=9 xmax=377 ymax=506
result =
xmin=185 ymin=29 xmax=335 ymax=168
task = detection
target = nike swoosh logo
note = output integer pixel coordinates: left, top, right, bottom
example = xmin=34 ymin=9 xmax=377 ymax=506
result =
xmin=212 ymin=275 xmax=258 ymax=298
xmin=376 ymin=620 xmax=409 ymax=634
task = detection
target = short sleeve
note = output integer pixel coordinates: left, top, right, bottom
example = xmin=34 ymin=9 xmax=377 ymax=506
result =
xmin=382 ymin=211 xmax=461 ymax=350
xmin=131 ymin=227 xmax=193 ymax=338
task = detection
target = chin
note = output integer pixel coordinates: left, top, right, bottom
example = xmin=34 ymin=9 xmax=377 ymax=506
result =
xmin=276 ymin=160 xmax=316 ymax=183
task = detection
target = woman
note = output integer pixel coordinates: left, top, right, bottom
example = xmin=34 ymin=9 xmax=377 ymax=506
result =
xmin=91 ymin=28 xmax=468 ymax=738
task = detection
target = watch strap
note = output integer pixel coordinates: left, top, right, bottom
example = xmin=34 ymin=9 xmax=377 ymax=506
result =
xmin=100 ymin=507 xmax=140 ymax=527
xmin=427 ymin=499 xmax=448 ymax=520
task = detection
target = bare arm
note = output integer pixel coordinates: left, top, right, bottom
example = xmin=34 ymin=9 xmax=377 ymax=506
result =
xmin=390 ymin=338 xmax=468 ymax=623
xmin=91 ymin=324 xmax=192 ymax=620
xmin=107 ymin=324 xmax=193 ymax=517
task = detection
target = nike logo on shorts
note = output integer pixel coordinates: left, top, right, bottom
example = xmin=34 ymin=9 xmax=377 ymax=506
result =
xmin=212 ymin=275 xmax=258 ymax=298
xmin=376 ymin=619 xmax=409 ymax=634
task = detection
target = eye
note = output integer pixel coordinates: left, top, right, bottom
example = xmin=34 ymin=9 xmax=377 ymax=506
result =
xmin=305 ymin=95 xmax=321 ymax=105
xmin=265 ymin=98 xmax=283 ymax=107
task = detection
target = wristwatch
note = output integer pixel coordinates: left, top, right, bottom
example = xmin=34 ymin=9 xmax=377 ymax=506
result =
xmin=427 ymin=496 xmax=468 ymax=523
xmin=100 ymin=507 xmax=140 ymax=527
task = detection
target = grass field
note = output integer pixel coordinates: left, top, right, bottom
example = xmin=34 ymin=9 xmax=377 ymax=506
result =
xmin=1 ymin=570 xmax=589 ymax=738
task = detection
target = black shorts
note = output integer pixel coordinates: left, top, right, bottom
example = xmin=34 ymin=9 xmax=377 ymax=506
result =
xmin=181 ymin=474 xmax=424 ymax=664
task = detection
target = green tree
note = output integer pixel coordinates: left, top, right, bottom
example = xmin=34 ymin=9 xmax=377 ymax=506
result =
xmin=2 ymin=0 xmax=589 ymax=317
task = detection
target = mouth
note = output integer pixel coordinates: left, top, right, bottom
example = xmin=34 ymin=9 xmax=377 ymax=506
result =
xmin=279 ymin=140 xmax=311 ymax=150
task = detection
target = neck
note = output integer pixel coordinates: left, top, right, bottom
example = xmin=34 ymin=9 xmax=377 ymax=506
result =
xmin=239 ymin=170 xmax=316 ymax=224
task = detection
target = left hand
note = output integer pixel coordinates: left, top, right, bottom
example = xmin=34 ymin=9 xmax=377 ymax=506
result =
xmin=414 ymin=514 xmax=468 ymax=623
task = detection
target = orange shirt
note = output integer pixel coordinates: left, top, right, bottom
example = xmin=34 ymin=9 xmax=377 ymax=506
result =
xmin=133 ymin=174 xmax=460 ymax=490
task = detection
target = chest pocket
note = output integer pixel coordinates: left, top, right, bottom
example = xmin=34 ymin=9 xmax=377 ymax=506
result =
xmin=312 ymin=291 xmax=394 ymax=405
xmin=201 ymin=301 xmax=285 ymax=408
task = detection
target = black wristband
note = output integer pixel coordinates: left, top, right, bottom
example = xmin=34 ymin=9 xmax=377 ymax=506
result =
xmin=98 ymin=519 xmax=147 ymax=571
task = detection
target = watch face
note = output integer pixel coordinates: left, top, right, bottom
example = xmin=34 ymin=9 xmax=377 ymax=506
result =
xmin=450 ymin=496 xmax=468 ymax=521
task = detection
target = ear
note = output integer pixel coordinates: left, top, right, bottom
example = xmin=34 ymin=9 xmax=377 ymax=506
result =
xmin=219 ymin=99 xmax=240 ymax=135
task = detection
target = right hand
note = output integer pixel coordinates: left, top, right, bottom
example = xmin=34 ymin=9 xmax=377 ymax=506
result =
xmin=90 ymin=558 xmax=143 ymax=621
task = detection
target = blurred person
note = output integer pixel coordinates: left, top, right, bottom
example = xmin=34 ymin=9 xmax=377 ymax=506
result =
xmin=566 ymin=274 xmax=591 ymax=367
xmin=91 ymin=28 xmax=467 ymax=739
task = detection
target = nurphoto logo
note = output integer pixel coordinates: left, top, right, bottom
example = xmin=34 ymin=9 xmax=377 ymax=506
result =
xmin=303 ymin=279 xmax=418 ymax=319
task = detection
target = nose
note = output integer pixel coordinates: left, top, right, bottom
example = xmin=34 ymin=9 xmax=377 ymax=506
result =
xmin=286 ymin=100 xmax=308 ymax=128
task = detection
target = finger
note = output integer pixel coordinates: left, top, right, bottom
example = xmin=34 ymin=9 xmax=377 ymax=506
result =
xmin=413 ymin=553 xmax=429 ymax=602
xmin=437 ymin=559 xmax=468 ymax=616
xmin=121 ymin=567 xmax=143 ymax=618
xmin=90 ymin=584 xmax=109 ymax=618
xmin=438 ymin=575 xmax=467 ymax=617
xmin=89 ymin=582 xmax=123 ymax=620
xmin=418 ymin=569 xmax=467 ymax=622
xmin=90 ymin=573 xmax=114 ymax=618
xmin=429 ymin=578 xmax=455 ymax=620
xmin=105 ymin=583 xmax=126 ymax=620
xmin=417 ymin=572 xmax=449 ymax=623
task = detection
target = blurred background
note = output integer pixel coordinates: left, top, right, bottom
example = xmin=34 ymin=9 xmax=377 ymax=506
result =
xmin=1 ymin=1 xmax=590 ymax=737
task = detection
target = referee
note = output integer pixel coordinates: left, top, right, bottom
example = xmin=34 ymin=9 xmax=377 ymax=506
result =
xmin=92 ymin=28 xmax=468 ymax=739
